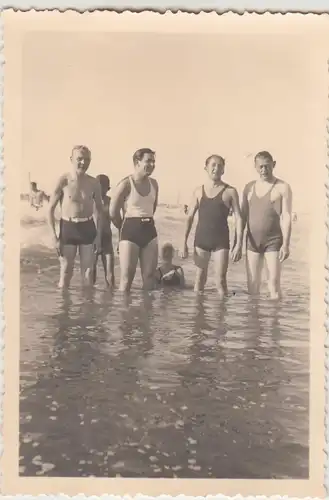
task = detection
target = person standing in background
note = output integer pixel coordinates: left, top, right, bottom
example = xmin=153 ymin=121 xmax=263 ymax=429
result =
xmin=92 ymin=174 xmax=115 ymax=288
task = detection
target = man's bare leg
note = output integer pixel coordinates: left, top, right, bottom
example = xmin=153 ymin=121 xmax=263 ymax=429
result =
xmin=213 ymin=249 xmax=229 ymax=299
xmin=193 ymin=247 xmax=211 ymax=292
xmin=140 ymin=238 xmax=158 ymax=290
xmin=59 ymin=245 xmax=77 ymax=289
xmin=79 ymin=244 xmax=95 ymax=286
xmin=246 ymin=250 xmax=264 ymax=296
xmin=264 ymin=251 xmax=281 ymax=300
xmin=102 ymin=253 xmax=115 ymax=288
xmin=92 ymin=253 xmax=99 ymax=285
xmin=119 ymin=240 xmax=139 ymax=293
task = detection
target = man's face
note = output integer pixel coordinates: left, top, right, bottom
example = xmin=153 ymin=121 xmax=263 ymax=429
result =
xmin=71 ymin=149 xmax=91 ymax=175
xmin=137 ymin=153 xmax=155 ymax=177
xmin=255 ymin=156 xmax=275 ymax=181
xmin=206 ymin=157 xmax=224 ymax=181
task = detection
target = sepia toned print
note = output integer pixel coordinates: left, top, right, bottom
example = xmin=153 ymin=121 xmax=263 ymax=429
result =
xmin=2 ymin=9 xmax=327 ymax=498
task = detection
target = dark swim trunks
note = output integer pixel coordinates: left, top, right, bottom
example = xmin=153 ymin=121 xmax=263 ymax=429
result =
xmin=246 ymin=180 xmax=283 ymax=253
xmin=60 ymin=218 xmax=97 ymax=246
xmin=194 ymin=184 xmax=230 ymax=252
xmin=99 ymin=231 xmax=113 ymax=255
xmin=120 ymin=217 xmax=157 ymax=249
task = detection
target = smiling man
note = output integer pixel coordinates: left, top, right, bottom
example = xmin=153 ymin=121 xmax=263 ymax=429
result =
xmin=48 ymin=145 xmax=103 ymax=289
xmin=110 ymin=148 xmax=159 ymax=293
xmin=181 ymin=154 xmax=243 ymax=297
xmin=241 ymin=151 xmax=293 ymax=299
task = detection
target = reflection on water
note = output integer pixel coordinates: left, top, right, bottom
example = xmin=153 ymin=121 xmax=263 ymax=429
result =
xmin=20 ymin=209 xmax=309 ymax=478
xmin=20 ymin=276 xmax=309 ymax=478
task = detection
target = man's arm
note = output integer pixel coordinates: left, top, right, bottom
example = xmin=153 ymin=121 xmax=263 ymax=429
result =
xmin=93 ymin=178 xmax=103 ymax=242
xmin=280 ymin=183 xmax=293 ymax=250
xmin=230 ymin=188 xmax=243 ymax=249
xmin=183 ymin=188 xmax=199 ymax=246
xmin=109 ymin=178 xmax=130 ymax=230
xmin=47 ymin=177 xmax=65 ymax=240
xmin=241 ymin=182 xmax=251 ymax=234
xmin=152 ymin=179 xmax=159 ymax=214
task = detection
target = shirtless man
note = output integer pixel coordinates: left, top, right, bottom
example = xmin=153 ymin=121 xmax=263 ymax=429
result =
xmin=48 ymin=145 xmax=103 ymax=289
xmin=241 ymin=151 xmax=292 ymax=299
xmin=110 ymin=148 xmax=159 ymax=293
xmin=181 ymin=155 xmax=243 ymax=297
xmin=29 ymin=182 xmax=49 ymax=211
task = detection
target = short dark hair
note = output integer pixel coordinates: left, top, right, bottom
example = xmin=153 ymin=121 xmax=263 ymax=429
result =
xmin=205 ymin=155 xmax=225 ymax=166
xmin=96 ymin=174 xmax=110 ymax=188
xmin=71 ymin=145 xmax=91 ymax=158
xmin=161 ymin=242 xmax=174 ymax=257
xmin=30 ymin=182 xmax=37 ymax=189
xmin=133 ymin=148 xmax=155 ymax=165
xmin=254 ymin=151 xmax=273 ymax=163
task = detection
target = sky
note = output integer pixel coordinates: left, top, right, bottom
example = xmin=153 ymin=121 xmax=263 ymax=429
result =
xmin=21 ymin=30 xmax=318 ymax=210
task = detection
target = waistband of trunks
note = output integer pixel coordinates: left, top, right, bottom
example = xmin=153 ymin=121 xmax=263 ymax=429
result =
xmin=61 ymin=216 xmax=94 ymax=223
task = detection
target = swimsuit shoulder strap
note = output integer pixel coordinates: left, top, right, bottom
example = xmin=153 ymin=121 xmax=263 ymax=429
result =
xmin=269 ymin=179 xmax=278 ymax=192
xmin=221 ymin=183 xmax=229 ymax=195
xmin=250 ymin=181 xmax=257 ymax=197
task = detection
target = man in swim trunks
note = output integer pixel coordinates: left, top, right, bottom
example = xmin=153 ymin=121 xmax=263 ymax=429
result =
xmin=241 ymin=151 xmax=292 ymax=299
xmin=48 ymin=145 xmax=103 ymax=289
xmin=110 ymin=148 xmax=159 ymax=293
xmin=181 ymin=155 xmax=243 ymax=297
xmin=29 ymin=182 xmax=49 ymax=211
xmin=92 ymin=174 xmax=115 ymax=288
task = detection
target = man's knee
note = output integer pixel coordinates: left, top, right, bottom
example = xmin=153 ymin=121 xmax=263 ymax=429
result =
xmin=61 ymin=258 xmax=74 ymax=275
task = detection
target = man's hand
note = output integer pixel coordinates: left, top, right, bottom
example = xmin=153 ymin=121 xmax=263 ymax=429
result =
xmin=52 ymin=235 xmax=62 ymax=257
xmin=279 ymin=245 xmax=290 ymax=263
xmin=180 ymin=243 xmax=189 ymax=259
xmin=94 ymin=235 xmax=102 ymax=255
xmin=230 ymin=244 xmax=242 ymax=263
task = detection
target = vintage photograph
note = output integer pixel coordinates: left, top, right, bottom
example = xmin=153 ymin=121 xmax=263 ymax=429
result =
xmin=2 ymin=9 xmax=327 ymax=498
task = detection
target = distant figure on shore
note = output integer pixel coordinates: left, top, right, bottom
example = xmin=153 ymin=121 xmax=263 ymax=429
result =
xmin=156 ymin=243 xmax=185 ymax=288
xmin=48 ymin=145 xmax=103 ymax=289
xmin=241 ymin=151 xmax=292 ymax=300
xmin=92 ymin=174 xmax=115 ymax=288
xmin=183 ymin=204 xmax=188 ymax=215
xmin=110 ymin=148 xmax=159 ymax=293
xmin=293 ymin=212 xmax=297 ymax=222
xmin=181 ymin=154 xmax=243 ymax=297
xmin=29 ymin=182 xmax=49 ymax=211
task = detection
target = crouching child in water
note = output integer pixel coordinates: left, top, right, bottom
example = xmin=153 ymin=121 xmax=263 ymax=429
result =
xmin=156 ymin=243 xmax=185 ymax=288
xmin=92 ymin=174 xmax=115 ymax=288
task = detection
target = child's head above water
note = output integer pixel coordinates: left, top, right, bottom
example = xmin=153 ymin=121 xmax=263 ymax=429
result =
xmin=161 ymin=243 xmax=175 ymax=262
xmin=97 ymin=174 xmax=110 ymax=196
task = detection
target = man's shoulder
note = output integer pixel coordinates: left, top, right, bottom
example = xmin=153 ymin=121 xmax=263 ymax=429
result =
xmin=57 ymin=173 xmax=69 ymax=188
xmin=118 ymin=176 xmax=131 ymax=189
xmin=225 ymin=184 xmax=237 ymax=195
xmin=85 ymin=173 xmax=98 ymax=183
xmin=243 ymin=180 xmax=256 ymax=193
xmin=275 ymin=178 xmax=291 ymax=193
xmin=150 ymin=177 xmax=158 ymax=189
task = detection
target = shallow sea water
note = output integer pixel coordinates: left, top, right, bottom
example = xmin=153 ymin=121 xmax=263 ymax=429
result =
xmin=20 ymin=205 xmax=309 ymax=478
